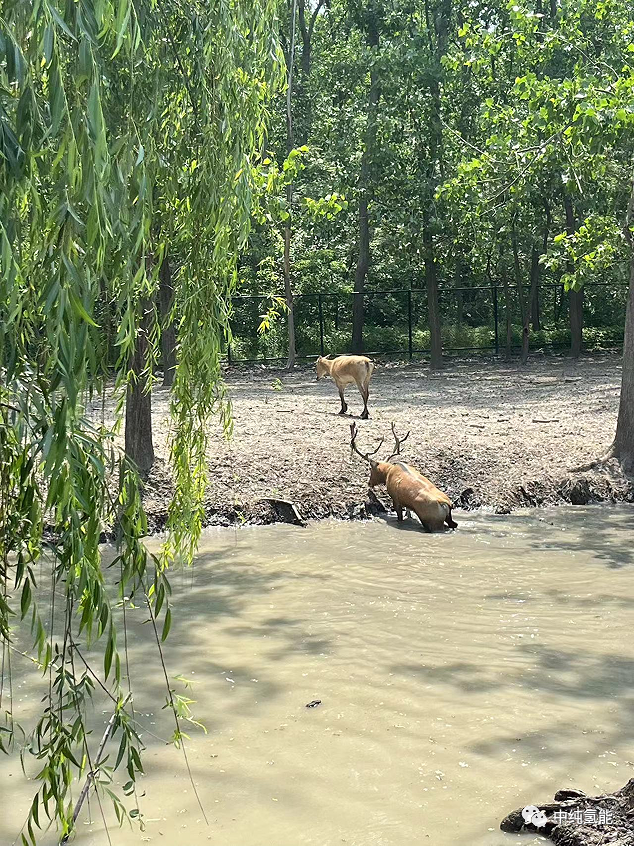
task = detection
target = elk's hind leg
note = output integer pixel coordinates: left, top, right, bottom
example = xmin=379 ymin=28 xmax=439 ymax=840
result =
xmin=392 ymin=497 xmax=404 ymax=522
xmin=412 ymin=506 xmax=433 ymax=533
xmin=358 ymin=381 xmax=370 ymax=420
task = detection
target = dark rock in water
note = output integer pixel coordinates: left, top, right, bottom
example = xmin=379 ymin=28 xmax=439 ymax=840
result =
xmin=562 ymin=478 xmax=594 ymax=505
xmin=501 ymin=778 xmax=634 ymax=846
xmin=347 ymin=502 xmax=368 ymax=520
xmin=305 ymin=700 xmax=321 ymax=708
xmin=263 ymin=498 xmax=306 ymax=526
xmin=457 ymin=487 xmax=481 ymax=508
xmin=554 ymin=789 xmax=587 ymax=802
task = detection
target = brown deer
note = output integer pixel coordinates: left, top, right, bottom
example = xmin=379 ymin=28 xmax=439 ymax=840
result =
xmin=350 ymin=422 xmax=457 ymax=532
xmin=316 ymin=354 xmax=375 ymax=419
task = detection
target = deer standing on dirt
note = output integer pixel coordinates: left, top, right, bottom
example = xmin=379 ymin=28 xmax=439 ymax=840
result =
xmin=350 ymin=423 xmax=458 ymax=532
xmin=316 ymin=354 xmax=375 ymax=419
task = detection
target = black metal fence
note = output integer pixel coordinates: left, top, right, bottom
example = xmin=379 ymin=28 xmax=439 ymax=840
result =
xmin=227 ymin=281 xmax=629 ymax=364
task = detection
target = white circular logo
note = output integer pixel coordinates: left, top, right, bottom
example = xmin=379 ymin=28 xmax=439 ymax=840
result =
xmin=522 ymin=805 xmax=547 ymax=828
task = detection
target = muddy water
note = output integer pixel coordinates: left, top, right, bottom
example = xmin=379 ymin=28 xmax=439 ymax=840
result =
xmin=2 ymin=506 xmax=634 ymax=846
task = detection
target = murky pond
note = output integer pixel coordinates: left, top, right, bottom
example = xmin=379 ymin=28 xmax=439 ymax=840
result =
xmin=2 ymin=506 xmax=634 ymax=846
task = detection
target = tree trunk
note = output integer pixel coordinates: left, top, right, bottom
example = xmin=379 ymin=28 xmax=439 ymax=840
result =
xmin=297 ymin=0 xmax=325 ymax=142
xmin=284 ymin=0 xmax=298 ymax=369
xmin=564 ymin=193 xmax=583 ymax=358
xmin=352 ymin=15 xmax=380 ymax=355
xmin=421 ymin=0 xmax=451 ymax=369
xmin=531 ymin=199 xmax=549 ymax=332
xmin=611 ymin=172 xmax=634 ymax=471
xmin=159 ymin=254 xmax=176 ymax=387
xmin=530 ymin=246 xmax=541 ymax=331
xmin=503 ymin=271 xmax=512 ymax=359
xmin=569 ymin=288 xmax=584 ymax=358
xmin=455 ymin=256 xmax=464 ymax=327
xmin=352 ymin=191 xmax=369 ymax=354
xmin=283 ymin=216 xmax=296 ymax=368
xmin=125 ymin=300 xmax=155 ymax=477
xmin=511 ymin=219 xmax=530 ymax=364
xmin=425 ymin=224 xmax=442 ymax=368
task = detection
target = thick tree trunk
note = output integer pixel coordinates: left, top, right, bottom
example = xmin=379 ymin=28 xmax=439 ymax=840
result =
xmin=569 ymin=288 xmax=584 ymax=358
xmin=424 ymin=224 xmax=442 ymax=368
xmin=564 ymin=193 xmax=583 ymax=357
xmin=352 ymin=17 xmax=380 ymax=355
xmin=158 ymin=254 xmax=176 ymax=387
xmin=125 ymin=300 xmax=154 ymax=476
xmin=611 ymin=174 xmax=634 ymax=471
xmin=612 ymin=257 xmax=634 ymax=471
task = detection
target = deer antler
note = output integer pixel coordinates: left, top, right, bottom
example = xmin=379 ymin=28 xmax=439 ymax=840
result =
xmin=350 ymin=422 xmax=384 ymax=462
xmin=386 ymin=422 xmax=410 ymax=462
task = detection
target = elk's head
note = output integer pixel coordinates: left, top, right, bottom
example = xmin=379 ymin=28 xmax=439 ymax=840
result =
xmin=315 ymin=355 xmax=331 ymax=380
xmin=367 ymin=458 xmax=383 ymax=488
xmin=350 ymin=422 xmax=411 ymax=487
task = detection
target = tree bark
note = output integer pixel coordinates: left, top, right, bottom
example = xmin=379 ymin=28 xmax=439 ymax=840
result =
xmin=283 ymin=218 xmax=296 ymax=368
xmin=611 ymin=172 xmax=634 ymax=471
xmin=284 ymin=0 xmax=298 ymax=369
xmin=297 ymin=0 xmax=325 ymax=142
xmin=511 ymin=218 xmax=531 ymax=364
xmin=158 ymin=253 xmax=176 ymax=387
xmin=503 ymin=271 xmax=512 ymax=359
xmin=422 ymin=0 xmax=451 ymax=370
xmin=530 ymin=246 xmax=541 ymax=331
xmin=125 ymin=299 xmax=154 ymax=477
xmin=455 ymin=257 xmax=464 ymax=328
xmin=564 ymin=193 xmax=583 ymax=358
xmin=569 ymin=288 xmax=584 ymax=357
xmin=531 ymin=200 xmax=550 ymax=331
xmin=425 ymin=224 xmax=442 ymax=368
xmin=352 ymin=13 xmax=380 ymax=355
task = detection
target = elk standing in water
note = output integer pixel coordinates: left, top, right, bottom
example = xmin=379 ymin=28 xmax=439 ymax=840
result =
xmin=350 ymin=422 xmax=457 ymax=532
xmin=316 ymin=354 xmax=375 ymax=419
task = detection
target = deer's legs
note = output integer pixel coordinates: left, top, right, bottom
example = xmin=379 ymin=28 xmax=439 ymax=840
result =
xmin=412 ymin=506 xmax=433 ymax=533
xmin=392 ymin=498 xmax=404 ymax=522
xmin=358 ymin=381 xmax=370 ymax=419
xmin=338 ymin=386 xmax=348 ymax=415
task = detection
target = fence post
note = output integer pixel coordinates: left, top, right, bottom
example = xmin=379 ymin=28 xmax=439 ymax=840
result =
xmin=318 ymin=293 xmax=325 ymax=356
xmin=407 ymin=289 xmax=413 ymax=359
xmin=492 ymin=284 xmax=499 ymax=355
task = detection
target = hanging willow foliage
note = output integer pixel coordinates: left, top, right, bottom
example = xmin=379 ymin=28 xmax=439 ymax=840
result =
xmin=0 ymin=0 xmax=284 ymax=840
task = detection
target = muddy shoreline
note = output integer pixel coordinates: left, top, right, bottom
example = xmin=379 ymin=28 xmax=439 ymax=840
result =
xmin=123 ymin=353 xmax=634 ymax=534
xmin=139 ymin=453 xmax=634 ymax=534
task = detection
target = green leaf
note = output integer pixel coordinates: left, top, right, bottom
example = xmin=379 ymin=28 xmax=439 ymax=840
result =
xmin=20 ymin=579 xmax=32 ymax=618
xmin=161 ymin=608 xmax=172 ymax=641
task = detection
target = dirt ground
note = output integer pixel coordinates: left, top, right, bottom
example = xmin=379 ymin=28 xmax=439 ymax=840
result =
xmin=119 ymin=351 xmax=634 ymax=531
